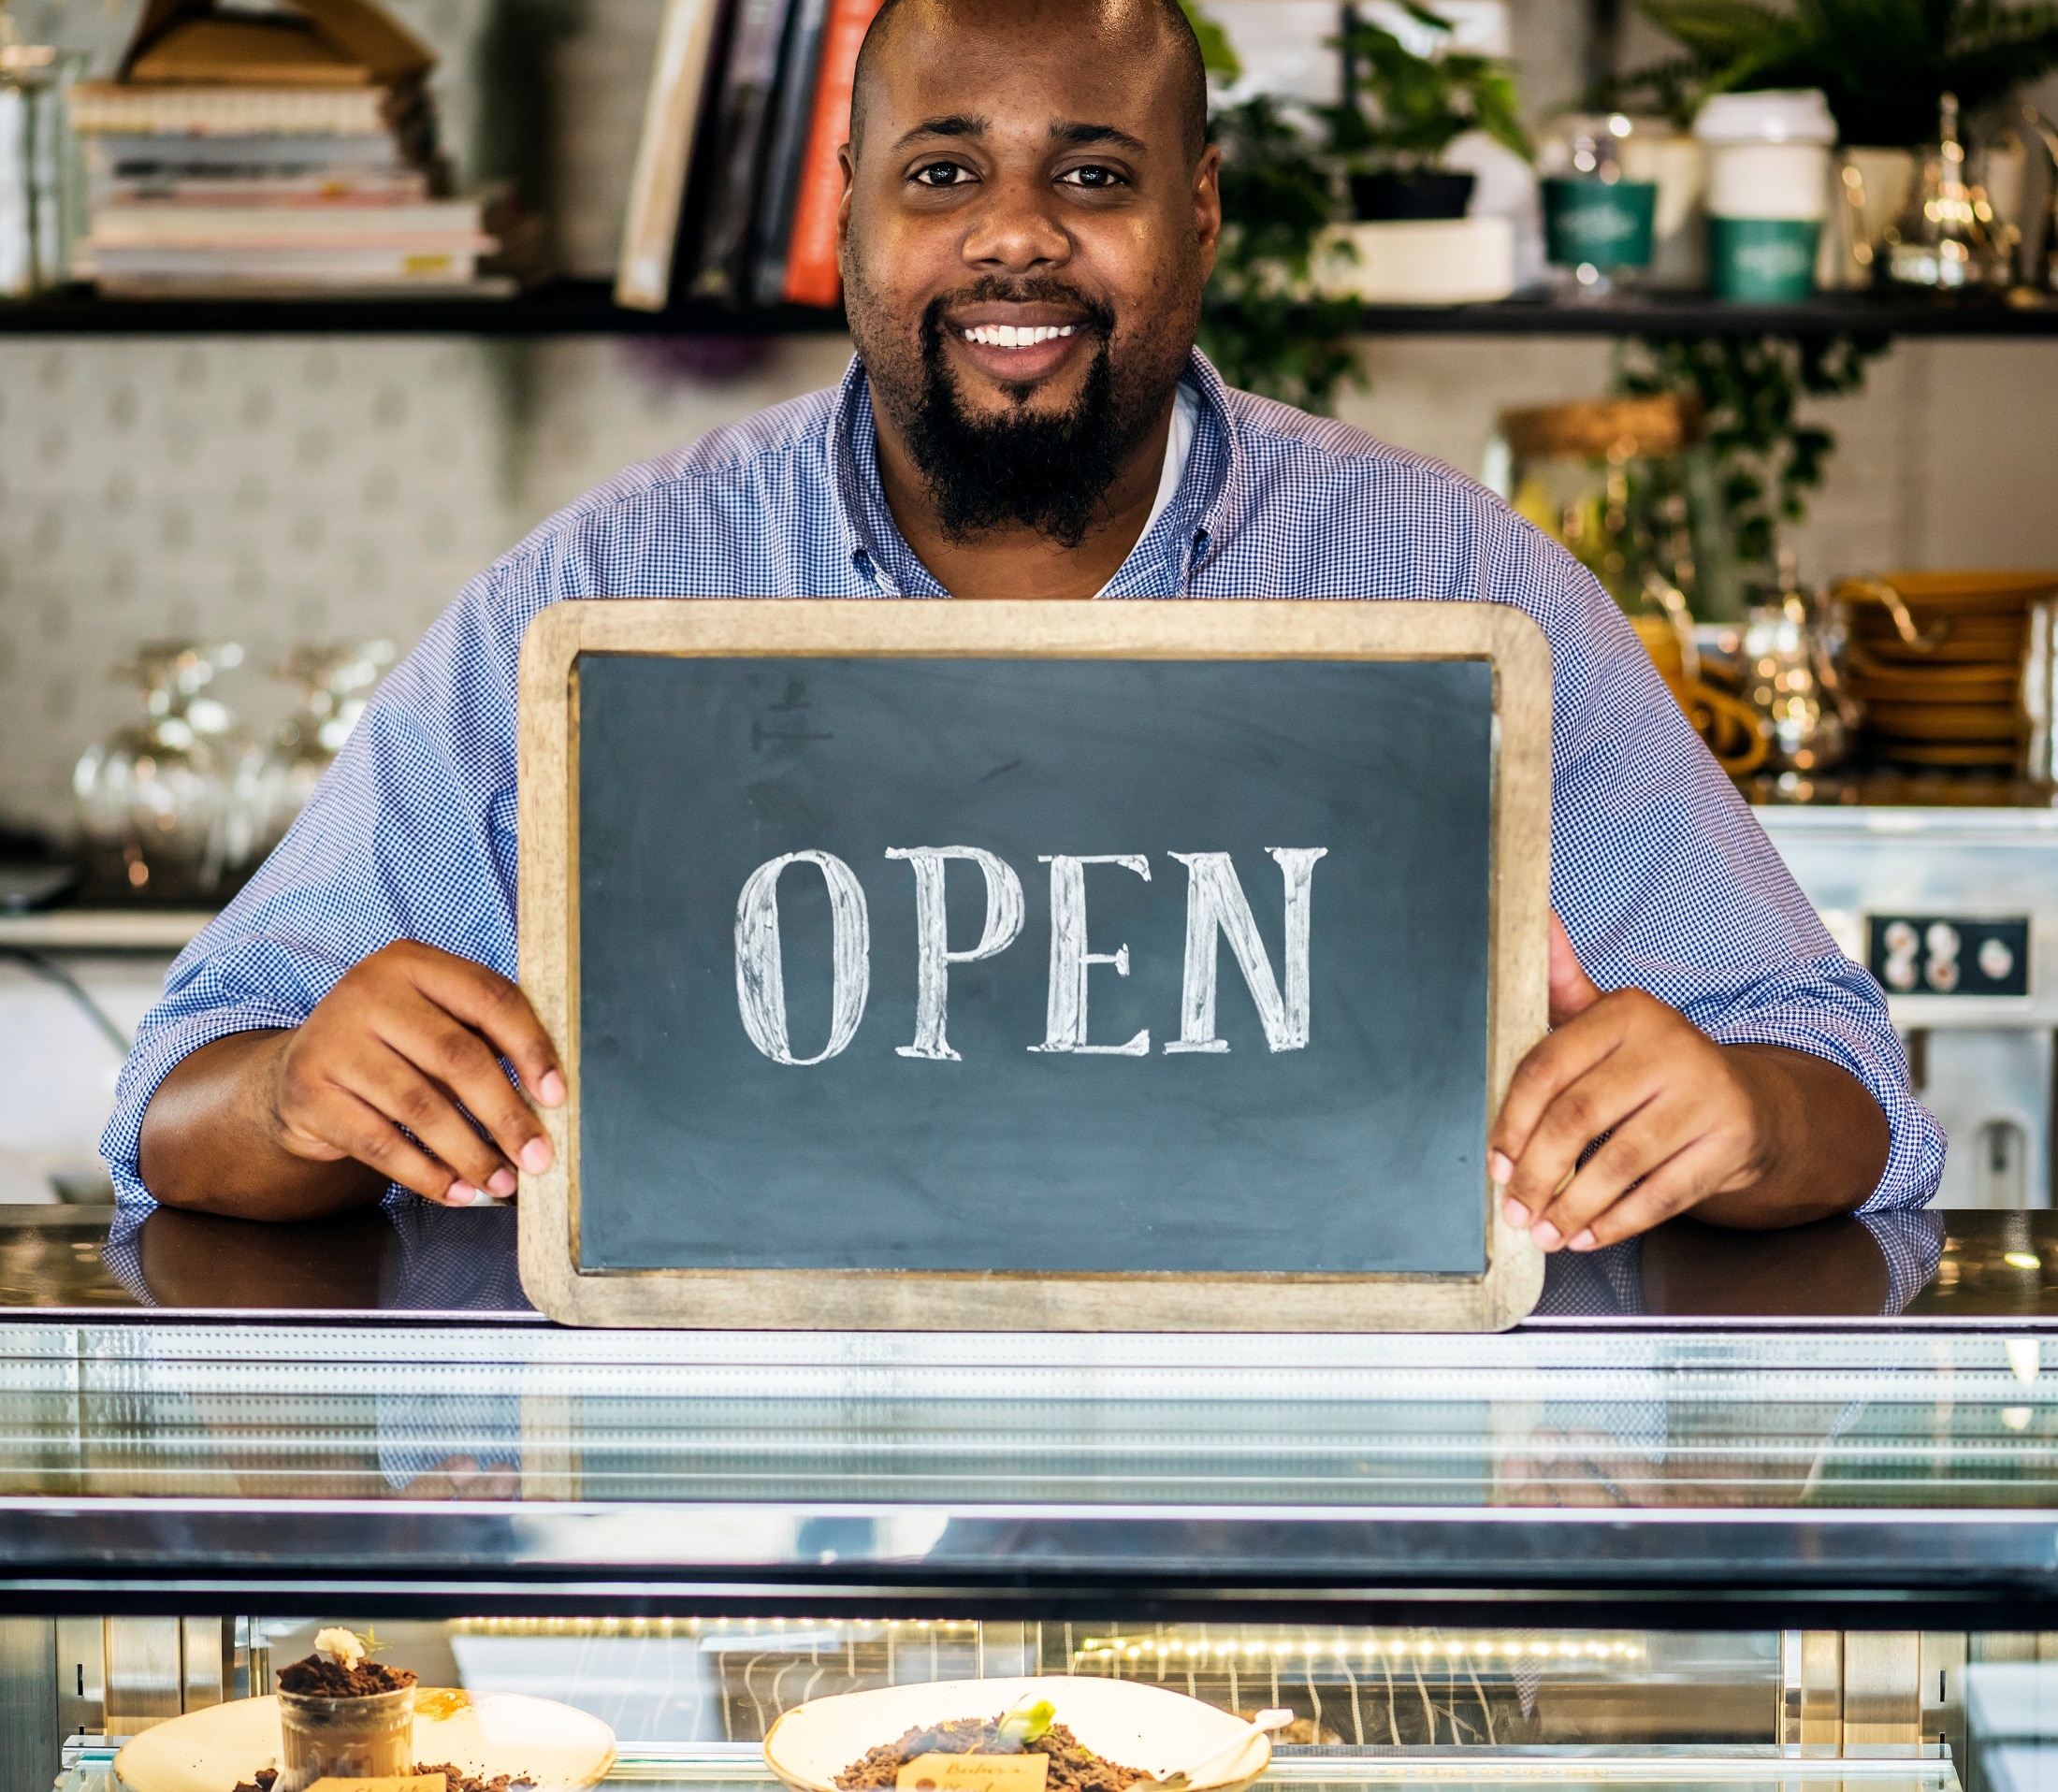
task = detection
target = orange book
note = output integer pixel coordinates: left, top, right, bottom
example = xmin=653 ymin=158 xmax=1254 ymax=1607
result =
xmin=780 ymin=0 xmax=883 ymax=307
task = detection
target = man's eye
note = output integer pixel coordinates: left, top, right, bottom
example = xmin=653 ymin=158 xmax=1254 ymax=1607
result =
xmin=1061 ymin=166 xmax=1123 ymax=189
xmin=913 ymin=162 xmax=971 ymax=187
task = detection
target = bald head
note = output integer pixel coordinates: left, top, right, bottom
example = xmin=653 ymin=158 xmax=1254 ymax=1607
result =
xmin=851 ymin=0 xmax=1210 ymax=166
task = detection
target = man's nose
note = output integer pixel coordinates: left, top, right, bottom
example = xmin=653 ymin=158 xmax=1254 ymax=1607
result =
xmin=960 ymin=174 xmax=1071 ymax=272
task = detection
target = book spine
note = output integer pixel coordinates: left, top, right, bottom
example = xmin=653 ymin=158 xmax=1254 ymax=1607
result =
xmin=686 ymin=0 xmax=795 ymax=305
xmin=779 ymin=0 xmax=883 ymax=308
xmin=614 ymin=0 xmax=733 ymax=311
xmin=747 ymin=0 xmax=830 ymax=308
xmin=67 ymin=84 xmax=391 ymax=136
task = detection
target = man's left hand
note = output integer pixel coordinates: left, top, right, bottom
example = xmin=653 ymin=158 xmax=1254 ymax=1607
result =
xmin=1490 ymin=915 xmax=1849 ymax=1250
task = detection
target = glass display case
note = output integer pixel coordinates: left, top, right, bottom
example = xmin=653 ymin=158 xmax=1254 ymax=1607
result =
xmin=5 ymin=1204 xmax=2058 ymax=1792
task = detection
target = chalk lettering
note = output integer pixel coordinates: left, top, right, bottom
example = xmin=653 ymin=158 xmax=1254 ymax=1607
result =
xmin=1164 ymin=847 xmax=1327 ymax=1053
xmin=1029 ymin=854 xmax=1152 ymax=1056
xmin=885 ymin=846 xmax=1025 ymax=1061
xmin=733 ymin=851 xmax=871 ymax=1065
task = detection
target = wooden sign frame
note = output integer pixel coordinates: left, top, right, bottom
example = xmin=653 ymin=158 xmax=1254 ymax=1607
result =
xmin=518 ymin=599 xmax=1550 ymax=1331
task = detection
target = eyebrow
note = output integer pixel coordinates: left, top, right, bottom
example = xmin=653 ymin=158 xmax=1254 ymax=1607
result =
xmin=892 ymin=113 xmax=987 ymax=149
xmin=1051 ymin=120 xmax=1148 ymax=152
xmin=889 ymin=114 xmax=1149 ymax=154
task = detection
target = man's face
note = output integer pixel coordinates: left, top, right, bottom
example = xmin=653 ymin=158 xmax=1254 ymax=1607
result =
xmin=838 ymin=0 xmax=1220 ymax=542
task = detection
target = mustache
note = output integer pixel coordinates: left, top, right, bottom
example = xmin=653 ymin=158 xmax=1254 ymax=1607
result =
xmin=920 ymin=281 xmax=1117 ymax=354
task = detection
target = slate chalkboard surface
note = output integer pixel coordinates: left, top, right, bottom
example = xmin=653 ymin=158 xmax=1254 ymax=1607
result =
xmin=577 ymin=652 xmax=1490 ymax=1276
xmin=519 ymin=600 xmax=1550 ymax=1330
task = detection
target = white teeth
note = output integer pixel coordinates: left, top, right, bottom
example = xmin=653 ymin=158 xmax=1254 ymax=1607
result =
xmin=961 ymin=324 xmax=1078 ymax=348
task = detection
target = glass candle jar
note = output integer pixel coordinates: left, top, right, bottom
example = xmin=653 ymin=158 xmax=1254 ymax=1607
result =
xmin=276 ymin=1684 xmax=415 ymax=1792
xmin=1537 ymin=114 xmax=1661 ymax=295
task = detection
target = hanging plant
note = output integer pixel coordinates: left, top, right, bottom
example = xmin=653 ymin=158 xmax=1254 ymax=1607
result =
xmin=1614 ymin=331 xmax=1890 ymax=602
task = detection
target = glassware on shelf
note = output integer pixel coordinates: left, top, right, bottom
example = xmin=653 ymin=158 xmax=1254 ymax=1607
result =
xmin=73 ymin=643 xmax=265 ymax=903
xmin=1537 ymin=114 xmax=1661 ymax=296
xmin=1741 ymin=551 xmax=1858 ymax=782
xmin=0 ymin=11 xmax=83 ymax=298
xmin=1884 ymin=94 xmax=2015 ymax=290
xmin=254 ymin=639 xmax=398 ymax=855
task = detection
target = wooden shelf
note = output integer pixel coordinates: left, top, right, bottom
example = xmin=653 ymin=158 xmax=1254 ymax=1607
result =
xmin=0 ymin=909 xmax=213 ymax=950
xmin=5 ymin=278 xmax=2058 ymax=337
xmin=0 ymin=279 xmax=849 ymax=336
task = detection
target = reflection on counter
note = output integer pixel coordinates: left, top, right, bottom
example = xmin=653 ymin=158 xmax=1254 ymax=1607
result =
xmin=0 ymin=1203 xmax=2041 ymax=1321
xmin=1533 ymin=1210 xmax=1941 ymax=1319
xmin=110 ymin=1198 xmax=531 ymax=1314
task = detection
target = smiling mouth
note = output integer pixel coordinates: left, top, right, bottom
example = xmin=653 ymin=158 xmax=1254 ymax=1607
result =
xmin=958 ymin=323 xmax=1080 ymax=349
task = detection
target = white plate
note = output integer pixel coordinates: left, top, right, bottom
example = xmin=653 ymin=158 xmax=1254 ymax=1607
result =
xmin=113 ymin=1689 xmax=616 ymax=1792
xmin=763 ymin=1676 xmax=1269 ymax=1792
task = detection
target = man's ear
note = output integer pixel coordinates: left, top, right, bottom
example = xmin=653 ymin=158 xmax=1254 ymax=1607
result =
xmin=1192 ymin=143 xmax=1222 ymax=278
xmin=834 ymin=140 xmax=858 ymax=267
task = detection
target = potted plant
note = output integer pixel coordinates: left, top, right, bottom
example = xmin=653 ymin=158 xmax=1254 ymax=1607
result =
xmin=1323 ymin=1 xmax=1530 ymax=220
xmin=1610 ymin=0 xmax=2058 ymax=150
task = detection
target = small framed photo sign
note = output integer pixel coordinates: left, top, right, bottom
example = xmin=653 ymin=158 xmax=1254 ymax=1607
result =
xmin=518 ymin=599 xmax=1549 ymax=1330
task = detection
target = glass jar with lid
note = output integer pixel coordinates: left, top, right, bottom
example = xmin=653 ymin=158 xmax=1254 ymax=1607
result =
xmin=254 ymin=639 xmax=399 ymax=856
xmin=0 ymin=11 xmax=84 ymax=297
xmin=73 ymin=643 xmax=266 ymax=903
xmin=1537 ymin=114 xmax=1688 ymax=294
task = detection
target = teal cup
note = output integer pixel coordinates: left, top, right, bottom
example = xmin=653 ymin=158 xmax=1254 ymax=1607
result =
xmin=1541 ymin=178 xmax=1658 ymax=270
xmin=1707 ymin=217 xmax=1821 ymax=301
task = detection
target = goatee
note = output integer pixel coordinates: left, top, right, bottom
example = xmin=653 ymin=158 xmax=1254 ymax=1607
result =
xmin=871 ymin=283 xmax=1164 ymax=550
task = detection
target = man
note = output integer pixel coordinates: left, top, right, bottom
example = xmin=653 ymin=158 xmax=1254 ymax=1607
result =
xmin=112 ymin=0 xmax=1942 ymax=1249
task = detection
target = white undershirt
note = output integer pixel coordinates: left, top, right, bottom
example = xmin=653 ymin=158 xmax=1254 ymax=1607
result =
xmin=1095 ymin=381 xmax=1198 ymax=597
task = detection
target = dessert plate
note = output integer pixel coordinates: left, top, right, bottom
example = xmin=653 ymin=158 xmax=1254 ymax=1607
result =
xmin=763 ymin=1675 xmax=1270 ymax=1792
xmin=113 ymin=1689 xmax=616 ymax=1792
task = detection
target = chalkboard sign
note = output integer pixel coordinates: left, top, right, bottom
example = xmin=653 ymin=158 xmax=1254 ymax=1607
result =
xmin=518 ymin=600 xmax=1549 ymax=1330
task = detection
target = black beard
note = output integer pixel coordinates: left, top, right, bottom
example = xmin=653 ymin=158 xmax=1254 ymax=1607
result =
xmin=884 ymin=287 xmax=1151 ymax=550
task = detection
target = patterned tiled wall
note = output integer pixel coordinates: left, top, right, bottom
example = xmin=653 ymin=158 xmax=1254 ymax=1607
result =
xmin=0 ymin=336 xmax=522 ymax=823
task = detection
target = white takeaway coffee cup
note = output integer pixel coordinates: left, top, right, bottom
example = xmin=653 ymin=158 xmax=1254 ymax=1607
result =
xmin=1693 ymin=89 xmax=1837 ymax=301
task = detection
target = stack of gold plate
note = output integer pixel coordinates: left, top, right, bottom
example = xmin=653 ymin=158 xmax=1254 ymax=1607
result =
xmin=1836 ymin=571 xmax=2058 ymax=767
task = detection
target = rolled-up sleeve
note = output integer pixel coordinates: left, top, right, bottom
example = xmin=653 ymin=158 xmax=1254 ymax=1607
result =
xmin=100 ymin=563 xmax=534 ymax=1210
xmin=1542 ymin=568 xmax=1945 ymax=1212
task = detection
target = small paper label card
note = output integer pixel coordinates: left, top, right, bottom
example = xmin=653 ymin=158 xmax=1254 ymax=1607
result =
xmin=303 ymin=1778 xmax=448 ymax=1792
xmin=895 ymin=1755 xmax=1051 ymax=1792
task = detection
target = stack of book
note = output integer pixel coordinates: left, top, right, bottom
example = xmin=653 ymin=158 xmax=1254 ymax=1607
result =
xmin=71 ymin=0 xmax=535 ymax=298
xmin=616 ymin=0 xmax=885 ymax=312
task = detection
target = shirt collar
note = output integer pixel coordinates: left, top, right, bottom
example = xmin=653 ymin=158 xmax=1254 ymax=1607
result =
xmin=827 ymin=347 xmax=1241 ymax=599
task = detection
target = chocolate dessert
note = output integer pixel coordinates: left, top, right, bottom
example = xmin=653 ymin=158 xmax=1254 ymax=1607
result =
xmin=275 ymin=1654 xmax=418 ymax=1698
xmin=836 ymin=1714 xmax=1149 ymax=1792
xmin=414 ymin=1763 xmax=537 ymax=1792
xmin=234 ymin=1765 xmax=536 ymax=1792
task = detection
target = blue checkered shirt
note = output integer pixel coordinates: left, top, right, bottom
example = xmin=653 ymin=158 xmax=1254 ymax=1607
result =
xmin=102 ymin=351 xmax=1945 ymax=1215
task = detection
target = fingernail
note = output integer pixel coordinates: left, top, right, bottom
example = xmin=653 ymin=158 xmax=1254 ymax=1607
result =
xmin=487 ymin=1167 xmax=517 ymax=1197
xmin=520 ymin=1136 xmax=554 ymax=1174
xmin=1489 ymin=1151 xmax=1515 ymax=1186
xmin=1532 ymin=1220 xmax=1563 ymax=1251
xmin=1501 ymin=1196 xmax=1531 ymax=1230
xmin=1568 ymin=1228 xmax=1597 ymax=1251
xmin=446 ymin=1182 xmax=487 ymax=1207
xmin=538 ymin=1070 xmax=567 ymax=1106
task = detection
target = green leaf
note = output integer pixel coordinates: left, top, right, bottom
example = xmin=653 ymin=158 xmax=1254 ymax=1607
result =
xmin=998 ymin=1698 xmax=1057 ymax=1747
xmin=1615 ymin=331 xmax=1890 ymax=601
xmin=1619 ymin=0 xmax=2058 ymax=143
xmin=1329 ymin=9 xmax=1532 ymax=166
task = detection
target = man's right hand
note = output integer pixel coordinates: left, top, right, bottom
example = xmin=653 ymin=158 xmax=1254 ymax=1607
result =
xmin=138 ymin=941 xmax=565 ymax=1220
